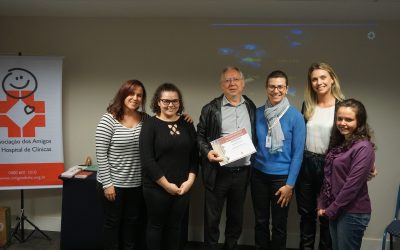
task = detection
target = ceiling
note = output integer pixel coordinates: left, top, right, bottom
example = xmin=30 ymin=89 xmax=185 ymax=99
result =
xmin=0 ymin=0 xmax=400 ymax=20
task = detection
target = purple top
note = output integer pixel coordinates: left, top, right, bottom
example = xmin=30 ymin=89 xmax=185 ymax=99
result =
xmin=318 ymin=140 xmax=375 ymax=219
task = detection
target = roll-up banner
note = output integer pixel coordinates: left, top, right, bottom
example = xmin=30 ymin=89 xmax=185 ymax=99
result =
xmin=0 ymin=56 xmax=64 ymax=190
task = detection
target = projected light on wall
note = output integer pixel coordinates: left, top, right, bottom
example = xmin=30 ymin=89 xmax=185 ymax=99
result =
xmin=287 ymin=28 xmax=304 ymax=48
xmin=218 ymin=43 xmax=266 ymax=69
xmin=214 ymin=23 xmax=377 ymax=99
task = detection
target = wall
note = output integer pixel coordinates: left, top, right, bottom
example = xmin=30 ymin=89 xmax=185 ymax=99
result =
xmin=0 ymin=17 xmax=399 ymax=249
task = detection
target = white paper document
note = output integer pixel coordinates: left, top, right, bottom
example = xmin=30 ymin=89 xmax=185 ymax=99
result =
xmin=210 ymin=128 xmax=256 ymax=166
xmin=60 ymin=165 xmax=87 ymax=178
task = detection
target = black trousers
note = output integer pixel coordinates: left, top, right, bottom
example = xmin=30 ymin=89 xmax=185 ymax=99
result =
xmin=295 ymin=151 xmax=332 ymax=250
xmin=143 ymin=185 xmax=190 ymax=250
xmin=98 ymin=184 xmax=146 ymax=250
xmin=204 ymin=166 xmax=249 ymax=250
xmin=251 ymin=169 xmax=289 ymax=250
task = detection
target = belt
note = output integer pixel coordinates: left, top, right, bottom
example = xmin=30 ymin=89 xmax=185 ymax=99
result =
xmin=219 ymin=166 xmax=248 ymax=173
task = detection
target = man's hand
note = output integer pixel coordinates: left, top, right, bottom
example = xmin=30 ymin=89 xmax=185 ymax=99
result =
xmin=207 ymin=150 xmax=223 ymax=162
xmin=275 ymin=184 xmax=293 ymax=208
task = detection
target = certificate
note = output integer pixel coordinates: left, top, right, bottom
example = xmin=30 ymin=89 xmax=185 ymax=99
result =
xmin=210 ymin=128 xmax=256 ymax=166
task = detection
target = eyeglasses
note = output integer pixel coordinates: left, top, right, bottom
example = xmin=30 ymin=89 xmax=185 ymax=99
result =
xmin=267 ymin=85 xmax=287 ymax=91
xmin=222 ymin=78 xmax=242 ymax=84
xmin=160 ymin=99 xmax=180 ymax=106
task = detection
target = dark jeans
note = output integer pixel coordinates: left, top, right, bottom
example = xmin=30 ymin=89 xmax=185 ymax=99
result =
xmin=250 ymin=169 xmax=289 ymax=250
xmin=98 ymin=184 xmax=146 ymax=250
xmin=143 ymin=186 xmax=190 ymax=250
xmin=295 ymin=151 xmax=332 ymax=250
xmin=330 ymin=213 xmax=370 ymax=250
xmin=204 ymin=166 xmax=249 ymax=250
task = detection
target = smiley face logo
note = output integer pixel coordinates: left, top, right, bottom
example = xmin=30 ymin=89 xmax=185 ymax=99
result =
xmin=2 ymin=68 xmax=38 ymax=99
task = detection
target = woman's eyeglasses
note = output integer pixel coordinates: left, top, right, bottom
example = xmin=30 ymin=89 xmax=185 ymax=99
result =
xmin=160 ymin=99 xmax=180 ymax=106
xmin=267 ymin=85 xmax=287 ymax=91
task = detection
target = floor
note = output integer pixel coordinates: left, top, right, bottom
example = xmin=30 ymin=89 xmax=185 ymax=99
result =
xmin=1 ymin=230 xmax=297 ymax=250
xmin=1 ymin=230 xmax=59 ymax=250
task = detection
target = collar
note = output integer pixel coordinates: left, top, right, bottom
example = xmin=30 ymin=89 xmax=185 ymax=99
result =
xmin=222 ymin=95 xmax=245 ymax=107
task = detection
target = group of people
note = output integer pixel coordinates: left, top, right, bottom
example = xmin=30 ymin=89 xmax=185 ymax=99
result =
xmin=95 ymin=62 xmax=376 ymax=250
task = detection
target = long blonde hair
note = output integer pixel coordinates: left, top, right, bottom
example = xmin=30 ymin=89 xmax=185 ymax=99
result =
xmin=304 ymin=62 xmax=345 ymax=120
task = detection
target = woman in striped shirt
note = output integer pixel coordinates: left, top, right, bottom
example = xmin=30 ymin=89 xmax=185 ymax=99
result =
xmin=96 ymin=79 xmax=148 ymax=250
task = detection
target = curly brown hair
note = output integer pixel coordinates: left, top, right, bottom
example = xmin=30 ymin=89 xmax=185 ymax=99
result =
xmin=150 ymin=83 xmax=184 ymax=115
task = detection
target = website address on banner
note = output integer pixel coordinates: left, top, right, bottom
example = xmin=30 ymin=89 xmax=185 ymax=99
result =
xmin=0 ymin=176 xmax=46 ymax=181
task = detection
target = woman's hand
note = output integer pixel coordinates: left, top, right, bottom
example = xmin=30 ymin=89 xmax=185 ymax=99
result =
xmin=178 ymin=173 xmax=196 ymax=195
xmin=275 ymin=184 xmax=293 ymax=208
xmin=182 ymin=113 xmax=193 ymax=124
xmin=164 ymin=182 xmax=181 ymax=195
xmin=104 ymin=185 xmax=116 ymax=201
xmin=317 ymin=209 xmax=326 ymax=217
xmin=157 ymin=176 xmax=180 ymax=195
xmin=367 ymin=164 xmax=378 ymax=181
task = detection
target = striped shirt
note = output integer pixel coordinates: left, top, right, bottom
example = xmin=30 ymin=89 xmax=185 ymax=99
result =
xmin=95 ymin=112 xmax=148 ymax=188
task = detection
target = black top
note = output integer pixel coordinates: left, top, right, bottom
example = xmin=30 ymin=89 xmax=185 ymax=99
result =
xmin=139 ymin=116 xmax=199 ymax=188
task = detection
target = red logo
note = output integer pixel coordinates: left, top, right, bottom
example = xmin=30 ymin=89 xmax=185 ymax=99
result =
xmin=1 ymin=68 xmax=45 ymax=137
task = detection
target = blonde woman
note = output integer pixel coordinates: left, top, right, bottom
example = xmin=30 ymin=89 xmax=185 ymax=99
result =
xmin=295 ymin=63 xmax=344 ymax=250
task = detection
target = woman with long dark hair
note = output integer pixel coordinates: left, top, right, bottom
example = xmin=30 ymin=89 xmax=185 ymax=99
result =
xmin=96 ymin=79 xmax=147 ymax=250
xmin=317 ymin=99 xmax=375 ymax=250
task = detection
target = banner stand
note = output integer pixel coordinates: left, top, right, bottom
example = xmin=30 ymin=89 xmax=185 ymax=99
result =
xmin=12 ymin=190 xmax=51 ymax=242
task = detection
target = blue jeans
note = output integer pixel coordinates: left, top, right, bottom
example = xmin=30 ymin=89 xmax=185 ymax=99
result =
xmin=329 ymin=213 xmax=370 ymax=250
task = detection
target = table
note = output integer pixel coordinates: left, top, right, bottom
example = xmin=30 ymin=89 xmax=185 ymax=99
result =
xmin=59 ymin=173 xmax=103 ymax=250
xmin=59 ymin=173 xmax=189 ymax=249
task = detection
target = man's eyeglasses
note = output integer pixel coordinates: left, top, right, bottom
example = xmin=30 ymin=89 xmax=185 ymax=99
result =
xmin=267 ymin=85 xmax=287 ymax=91
xmin=160 ymin=99 xmax=180 ymax=106
xmin=222 ymin=78 xmax=242 ymax=84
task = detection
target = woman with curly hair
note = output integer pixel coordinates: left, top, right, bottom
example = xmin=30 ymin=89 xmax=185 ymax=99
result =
xmin=140 ymin=83 xmax=199 ymax=250
xmin=317 ymin=99 xmax=375 ymax=250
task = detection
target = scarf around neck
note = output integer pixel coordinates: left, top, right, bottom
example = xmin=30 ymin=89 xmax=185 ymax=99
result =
xmin=264 ymin=97 xmax=290 ymax=153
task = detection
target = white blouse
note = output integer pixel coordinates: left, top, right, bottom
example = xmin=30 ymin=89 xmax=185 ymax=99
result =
xmin=305 ymin=105 xmax=335 ymax=154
